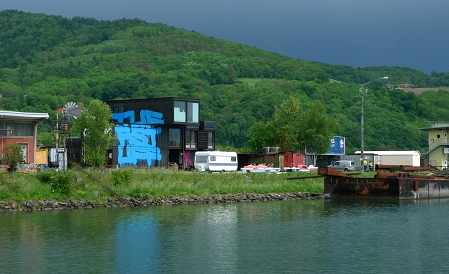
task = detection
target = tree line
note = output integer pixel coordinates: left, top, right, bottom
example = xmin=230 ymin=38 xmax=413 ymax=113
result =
xmin=0 ymin=10 xmax=448 ymax=154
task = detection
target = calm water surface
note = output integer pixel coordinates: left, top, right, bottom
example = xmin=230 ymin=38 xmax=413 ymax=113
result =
xmin=1 ymin=198 xmax=449 ymax=273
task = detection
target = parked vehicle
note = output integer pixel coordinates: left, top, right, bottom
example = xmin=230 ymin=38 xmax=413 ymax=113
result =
xmin=328 ymin=160 xmax=356 ymax=171
xmin=194 ymin=151 xmax=238 ymax=172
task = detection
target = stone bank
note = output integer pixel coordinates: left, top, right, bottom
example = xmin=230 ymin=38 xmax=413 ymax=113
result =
xmin=0 ymin=192 xmax=323 ymax=212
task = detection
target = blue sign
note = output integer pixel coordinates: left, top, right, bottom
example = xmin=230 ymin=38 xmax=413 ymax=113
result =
xmin=327 ymin=136 xmax=345 ymax=155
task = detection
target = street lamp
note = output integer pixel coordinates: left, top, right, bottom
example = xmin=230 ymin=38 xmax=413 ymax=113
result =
xmin=359 ymin=76 xmax=388 ymax=171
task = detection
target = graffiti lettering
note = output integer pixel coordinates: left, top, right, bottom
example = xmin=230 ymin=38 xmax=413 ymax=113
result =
xmin=112 ymin=110 xmax=164 ymax=168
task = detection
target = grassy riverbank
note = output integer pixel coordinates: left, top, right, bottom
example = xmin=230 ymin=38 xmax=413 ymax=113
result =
xmin=0 ymin=169 xmax=326 ymax=203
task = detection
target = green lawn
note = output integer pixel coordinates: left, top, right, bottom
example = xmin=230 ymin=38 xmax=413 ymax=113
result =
xmin=236 ymin=78 xmax=265 ymax=87
xmin=0 ymin=168 xmax=325 ymax=202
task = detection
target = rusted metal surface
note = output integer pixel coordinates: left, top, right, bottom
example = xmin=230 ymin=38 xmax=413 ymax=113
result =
xmin=317 ymin=167 xmax=351 ymax=178
xmin=376 ymin=164 xmax=436 ymax=172
xmin=322 ymin=167 xmax=449 ymax=200
xmin=403 ymin=166 xmax=437 ymax=172
xmin=374 ymin=171 xmax=441 ymax=180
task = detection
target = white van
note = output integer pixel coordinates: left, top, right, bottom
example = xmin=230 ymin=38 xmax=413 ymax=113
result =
xmin=328 ymin=160 xmax=356 ymax=171
xmin=194 ymin=151 xmax=238 ymax=172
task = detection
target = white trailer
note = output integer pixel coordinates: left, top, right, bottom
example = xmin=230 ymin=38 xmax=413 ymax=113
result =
xmin=194 ymin=151 xmax=238 ymax=172
xmin=355 ymin=151 xmax=421 ymax=167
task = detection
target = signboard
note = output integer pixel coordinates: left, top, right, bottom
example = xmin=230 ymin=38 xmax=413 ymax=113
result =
xmin=326 ymin=136 xmax=345 ymax=155
xmin=305 ymin=136 xmax=346 ymax=155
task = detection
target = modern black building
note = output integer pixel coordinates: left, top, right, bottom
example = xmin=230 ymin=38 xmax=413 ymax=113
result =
xmin=105 ymin=97 xmax=216 ymax=169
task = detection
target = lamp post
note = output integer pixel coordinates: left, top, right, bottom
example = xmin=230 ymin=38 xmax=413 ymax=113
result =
xmin=359 ymin=76 xmax=388 ymax=171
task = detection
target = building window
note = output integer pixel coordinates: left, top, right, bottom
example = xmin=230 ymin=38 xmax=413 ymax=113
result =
xmin=174 ymin=101 xmax=186 ymax=122
xmin=187 ymin=102 xmax=199 ymax=123
xmin=113 ymin=103 xmax=124 ymax=114
xmin=169 ymin=128 xmax=181 ymax=147
xmin=0 ymin=122 xmax=33 ymax=137
xmin=185 ymin=130 xmax=197 ymax=149
xmin=207 ymin=132 xmax=214 ymax=149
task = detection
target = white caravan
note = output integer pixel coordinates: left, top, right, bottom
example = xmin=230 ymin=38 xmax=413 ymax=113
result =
xmin=194 ymin=151 xmax=238 ymax=172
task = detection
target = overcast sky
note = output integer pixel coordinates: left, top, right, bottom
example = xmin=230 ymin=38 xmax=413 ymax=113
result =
xmin=2 ymin=0 xmax=449 ymax=74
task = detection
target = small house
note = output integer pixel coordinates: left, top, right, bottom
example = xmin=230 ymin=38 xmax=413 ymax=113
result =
xmin=0 ymin=110 xmax=49 ymax=165
xmin=105 ymin=97 xmax=216 ymax=169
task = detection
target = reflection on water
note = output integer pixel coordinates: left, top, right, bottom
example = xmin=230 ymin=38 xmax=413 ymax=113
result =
xmin=2 ymin=198 xmax=449 ymax=273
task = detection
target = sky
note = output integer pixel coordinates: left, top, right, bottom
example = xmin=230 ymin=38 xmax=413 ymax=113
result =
xmin=2 ymin=0 xmax=449 ymax=74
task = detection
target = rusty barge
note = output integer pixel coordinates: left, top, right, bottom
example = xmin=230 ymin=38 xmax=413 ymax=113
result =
xmin=318 ymin=167 xmax=449 ymax=199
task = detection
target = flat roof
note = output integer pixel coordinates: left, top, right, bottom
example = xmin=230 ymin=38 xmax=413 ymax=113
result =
xmin=0 ymin=110 xmax=49 ymax=122
xmin=419 ymin=126 xmax=449 ymax=131
xmin=419 ymin=121 xmax=449 ymax=130
xmin=354 ymin=151 xmax=420 ymax=156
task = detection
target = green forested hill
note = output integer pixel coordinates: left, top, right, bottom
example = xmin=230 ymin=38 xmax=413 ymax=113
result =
xmin=1 ymin=10 xmax=449 ymax=153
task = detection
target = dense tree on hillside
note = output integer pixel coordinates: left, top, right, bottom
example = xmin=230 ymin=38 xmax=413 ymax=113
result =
xmin=0 ymin=10 xmax=443 ymax=153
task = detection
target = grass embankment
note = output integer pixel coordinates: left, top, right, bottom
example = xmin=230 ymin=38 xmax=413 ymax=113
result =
xmin=0 ymin=169 xmax=326 ymax=202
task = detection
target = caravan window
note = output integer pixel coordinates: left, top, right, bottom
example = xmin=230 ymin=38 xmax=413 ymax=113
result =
xmin=196 ymin=156 xmax=208 ymax=163
xmin=231 ymin=156 xmax=237 ymax=162
xmin=210 ymin=156 xmax=216 ymax=161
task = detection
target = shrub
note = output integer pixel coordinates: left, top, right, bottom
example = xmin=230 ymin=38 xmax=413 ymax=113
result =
xmin=2 ymin=143 xmax=24 ymax=168
xmin=111 ymin=169 xmax=133 ymax=186
xmin=51 ymin=171 xmax=76 ymax=195
xmin=131 ymin=186 xmax=151 ymax=199
xmin=37 ymin=170 xmax=76 ymax=195
xmin=36 ymin=171 xmax=53 ymax=184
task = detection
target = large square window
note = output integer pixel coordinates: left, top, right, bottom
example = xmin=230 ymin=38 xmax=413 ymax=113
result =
xmin=174 ymin=101 xmax=186 ymax=122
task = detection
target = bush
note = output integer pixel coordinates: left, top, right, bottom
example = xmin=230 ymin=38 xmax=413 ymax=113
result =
xmin=111 ymin=169 xmax=133 ymax=186
xmin=36 ymin=171 xmax=53 ymax=184
xmin=37 ymin=170 xmax=76 ymax=195
xmin=131 ymin=186 xmax=151 ymax=199
xmin=2 ymin=143 xmax=24 ymax=168
xmin=51 ymin=171 xmax=76 ymax=195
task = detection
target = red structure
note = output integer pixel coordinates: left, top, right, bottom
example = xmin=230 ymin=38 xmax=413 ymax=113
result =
xmin=0 ymin=111 xmax=49 ymax=164
xmin=284 ymin=152 xmax=305 ymax=168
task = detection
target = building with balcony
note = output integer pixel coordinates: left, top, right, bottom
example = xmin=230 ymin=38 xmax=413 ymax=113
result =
xmin=0 ymin=110 xmax=49 ymax=164
xmin=105 ymin=97 xmax=216 ymax=169
xmin=420 ymin=121 xmax=449 ymax=169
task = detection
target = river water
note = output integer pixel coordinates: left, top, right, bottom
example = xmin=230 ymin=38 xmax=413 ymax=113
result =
xmin=1 ymin=198 xmax=449 ymax=273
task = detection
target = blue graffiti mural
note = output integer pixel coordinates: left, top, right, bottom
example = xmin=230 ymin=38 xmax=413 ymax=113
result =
xmin=112 ymin=110 xmax=164 ymax=168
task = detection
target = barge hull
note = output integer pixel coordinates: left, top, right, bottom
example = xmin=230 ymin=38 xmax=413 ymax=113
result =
xmin=319 ymin=167 xmax=449 ymax=199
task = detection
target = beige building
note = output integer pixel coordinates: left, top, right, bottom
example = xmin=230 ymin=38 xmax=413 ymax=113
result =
xmin=420 ymin=121 xmax=449 ymax=169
